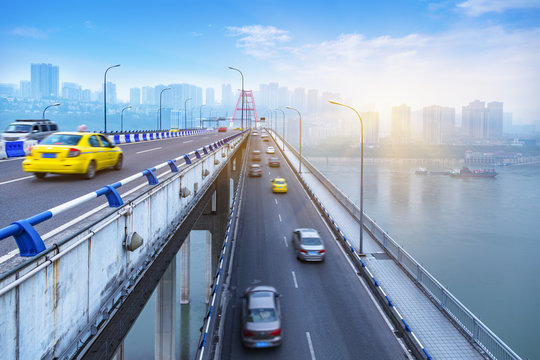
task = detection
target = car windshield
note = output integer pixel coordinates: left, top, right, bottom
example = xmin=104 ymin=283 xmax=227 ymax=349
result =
xmin=247 ymin=308 xmax=277 ymax=322
xmin=302 ymin=236 xmax=322 ymax=245
xmin=275 ymin=180 xmax=285 ymax=185
xmin=5 ymin=124 xmax=31 ymax=133
xmin=41 ymin=134 xmax=82 ymax=146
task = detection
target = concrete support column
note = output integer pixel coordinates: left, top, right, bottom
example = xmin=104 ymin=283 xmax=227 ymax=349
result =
xmin=180 ymin=234 xmax=190 ymax=304
xmin=205 ymin=230 xmax=213 ymax=303
xmin=155 ymin=259 xmax=176 ymax=360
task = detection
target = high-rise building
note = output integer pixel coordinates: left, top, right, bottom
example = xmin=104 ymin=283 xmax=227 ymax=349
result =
xmin=307 ymin=89 xmax=319 ymax=114
xmin=221 ymin=83 xmax=233 ymax=108
xmin=486 ymin=101 xmax=503 ymax=140
xmin=31 ymin=63 xmax=59 ymax=99
xmin=293 ymin=88 xmax=306 ymax=110
xmin=0 ymin=83 xmax=16 ymax=97
xmin=106 ymin=82 xmax=117 ymax=104
xmin=130 ymin=87 xmax=141 ymax=105
xmin=391 ymin=104 xmax=411 ymax=144
xmin=361 ymin=111 xmax=380 ymax=145
xmin=423 ymin=105 xmax=455 ymax=144
xmin=206 ymin=88 xmax=215 ymax=105
xmin=462 ymin=100 xmax=485 ymax=140
xmin=142 ymin=86 xmax=155 ymax=105
xmin=19 ymin=80 xmax=31 ymax=98
xmin=62 ymin=82 xmax=82 ymax=101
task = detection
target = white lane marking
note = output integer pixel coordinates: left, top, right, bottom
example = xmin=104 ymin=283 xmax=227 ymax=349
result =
xmin=274 ymin=198 xmax=278 ymax=205
xmin=0 ymin=175 xmax=34 ymax=186
xmin=135 ymin=147 xmax=161 ymax=154
xmin=291 ymin=271 xmax=298 ymax=288
xmin=0 ymin=157 xmax=24 ymax=163
xmin=283 ymin=235 xmax=288 ymax=247
xmin=268 ymin=171 xmax=271 ymax=175
xmin=306 ymin=332 xmax=316 ymax=360
xmin=183 ymin=140 xmax=194 ymax=143
xmin=278 ymin=214 xmax=282 ymax=222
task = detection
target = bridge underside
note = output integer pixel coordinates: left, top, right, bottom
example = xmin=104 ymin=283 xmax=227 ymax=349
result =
xmin=80 ymin=144 xmax=245 ymax=359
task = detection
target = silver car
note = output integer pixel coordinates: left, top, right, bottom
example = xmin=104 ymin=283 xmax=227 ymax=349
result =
xmin=292 ymin=228 xmax=326 ymax=261
xmin=241 ymin=285 xmax=282 ymax=348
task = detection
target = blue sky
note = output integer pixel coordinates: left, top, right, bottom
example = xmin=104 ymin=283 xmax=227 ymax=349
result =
xmin=1 ymin=0 xmax=540 ymax=122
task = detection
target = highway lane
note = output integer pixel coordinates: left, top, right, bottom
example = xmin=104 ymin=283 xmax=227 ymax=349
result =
xmin=0 ymin=131 xmax=238 ymax=258
xmin=221 ymin=133 xmax=409 ymax=359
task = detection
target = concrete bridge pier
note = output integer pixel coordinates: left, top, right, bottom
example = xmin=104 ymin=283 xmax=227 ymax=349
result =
xmin=180 ymin=234 xmax=190 ymax=304
xmin=155 ymin=259 xmax=176 ymax=360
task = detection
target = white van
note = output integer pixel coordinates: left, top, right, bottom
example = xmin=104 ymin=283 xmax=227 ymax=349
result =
xmin=1 ymin=119 xmax=59 ymax=142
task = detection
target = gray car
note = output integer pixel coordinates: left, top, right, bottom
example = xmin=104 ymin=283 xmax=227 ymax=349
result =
xmin=292 ymin=228 xmax=326 ymax=261
xmin=241 ymin=285 xmax=282 ymax=348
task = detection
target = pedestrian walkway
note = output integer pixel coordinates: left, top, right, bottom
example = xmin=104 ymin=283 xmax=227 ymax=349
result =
xmin=271 ymin=132 xmax=485 ymax=360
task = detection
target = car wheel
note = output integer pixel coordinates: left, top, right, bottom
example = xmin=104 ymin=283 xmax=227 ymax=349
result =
xmin=114 ymin=154 xmax=123 ymax=170
xmin=34 ymin=172 xmax=47 ymax=179
xmin=84 ymin=160 xmax=96 ymax=179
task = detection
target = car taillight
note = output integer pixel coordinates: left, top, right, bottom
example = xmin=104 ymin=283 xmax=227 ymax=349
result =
xmin=318 ymin=249 xmax=326 ymax=254
xmin=67 ymin=148 xmax=81 ymax=157
xmin=243 ymin=330 xmax=254 ymax=337
xmin=300 ymin=249 xmax=308 ymax=254
xmin=270 ymin=329 xmax=281 ymax=336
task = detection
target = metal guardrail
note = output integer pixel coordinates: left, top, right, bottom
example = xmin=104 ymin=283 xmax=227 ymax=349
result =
xmin=268 ymin=129 xmax=521 ymax=360
xmin=0 ymin=132 xmax=242 ymax=258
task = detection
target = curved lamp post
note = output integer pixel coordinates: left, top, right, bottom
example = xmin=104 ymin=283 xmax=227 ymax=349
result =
xmin=285 ymin=106 xmax=302 ymax=173
xmin=274 ymin=108 xmax=285 ymax=151
xmin=121 ymin=105 xmax=131 ymax=132
xmin=184 ymin=97 xmax=192 ymax=129
xmin=104 ymin=64 xmax=120 ymax=133
xmin=42 ymin=103 xmax=60 ymax=119
xmin=159 ymin=87 xmax=171 ymax=130
xmin=328 ymin=100 xmax=364 ymax=255
xmin=228 ymin=66 xmax=244 ymax=130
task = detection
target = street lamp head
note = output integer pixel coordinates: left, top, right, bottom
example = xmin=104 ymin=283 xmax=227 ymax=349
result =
xmin=328 ymin=100 xmax=343 ymax=106
xmin=53 ymin=103 xmax=61 ymax=106
xmin=166 ymin=87 xmax=171 ymax=90
xmin=286 ymin=106 xmax=293 ymax=109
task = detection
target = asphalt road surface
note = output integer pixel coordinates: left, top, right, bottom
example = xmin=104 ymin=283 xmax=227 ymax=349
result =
xmin=221 ymin=133 xmax=410 ymax=359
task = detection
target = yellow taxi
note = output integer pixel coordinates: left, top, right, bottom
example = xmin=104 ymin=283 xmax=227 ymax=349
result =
xmin=271 ymin=178 xmax=288 ymax=193
xmin=22 ymin=132 xmax=123 ymax=179
xmin=170 ymin=128 xmax=180 ymax=132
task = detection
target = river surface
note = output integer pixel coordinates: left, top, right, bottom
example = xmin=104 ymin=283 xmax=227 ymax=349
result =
xmin=308 ymin=157 xmax=540 ymax=360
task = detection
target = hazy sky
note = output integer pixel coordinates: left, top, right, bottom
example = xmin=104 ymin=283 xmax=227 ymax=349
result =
xmin=1 ymin=0 xmax=539 ymax=122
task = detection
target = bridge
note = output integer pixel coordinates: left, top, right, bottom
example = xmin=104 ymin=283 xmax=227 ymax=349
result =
xmin=0 ymin=128 xmax=521 ymax=359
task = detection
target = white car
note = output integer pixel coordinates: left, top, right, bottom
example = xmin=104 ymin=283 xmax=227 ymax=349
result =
xmin=266 ymin=146 xmax=275 ymax=154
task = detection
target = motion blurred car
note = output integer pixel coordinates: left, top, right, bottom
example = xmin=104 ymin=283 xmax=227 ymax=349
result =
xmin=1 ymin=119 xmax=58 ymax=142
xmin=268 ymin=157 xmax=280 ymax=167
xmin=261 ymin=134 xmax=270 ymax=142
xmin=22 ymin=132 xmax=123 ymax=180
xmin=218 ymin=127 xmax=227 ymax=132
xmin=252 ymin=150 xmax=262 ymax=161
xmin=292 ymin=228 xmax=326 ymax=261
xmin=266 ymin=146 xmax=275 ymax=154
xmin=252 ymin=132 xmax=259 ymax=136
xmin=241 ymin=285 xmax=282 ymax=348
xmin=233 ymin=127 xmax=242 ymax=130
xmin=271 ymin=178 xmax=287 ymax=193
xmin=249 ymin=164 xmax=262 ymax=177
xmin=169 ymin=128 xmax=180 ymax=132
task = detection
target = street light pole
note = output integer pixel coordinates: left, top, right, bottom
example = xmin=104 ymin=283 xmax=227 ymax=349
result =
xmin=274 ymin=108 xmax=285 ymax=151
xmin=228 ymin=66 xmax=244 ymax=130
xmin=42 ymin=103 xmax=60 ymax=119
xmin=184 ymin=97 xmax=192 ymax=129
xmin=159 ymin=87 xmax=171 ymax=130
xmin=286 ymin=106 xmax=302 ymax=173
xmin=104 ymin=64 xmax=120 ymax=133
xmin=329 ymin=100 xmax=364 ymax=255
xmin=121 ymin=105 xmax=131 ymax=132
xmin=199 ymin=104 xmax=206 ymax=129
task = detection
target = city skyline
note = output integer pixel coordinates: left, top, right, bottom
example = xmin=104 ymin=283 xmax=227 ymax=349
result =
xmin=0 ymin=0 xmax=539 ymax=123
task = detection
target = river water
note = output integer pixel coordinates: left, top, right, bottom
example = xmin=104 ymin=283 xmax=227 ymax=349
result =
xmin=308 ymin=157 xmax=540 ymax=359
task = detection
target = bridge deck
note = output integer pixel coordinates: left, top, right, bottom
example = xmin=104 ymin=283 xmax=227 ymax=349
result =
xmin=272 ymin=134 xmax=484 ymax=359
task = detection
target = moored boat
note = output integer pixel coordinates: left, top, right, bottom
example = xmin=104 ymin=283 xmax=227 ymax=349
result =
xmin=450 ymin=166 xmax=497 ymax=178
